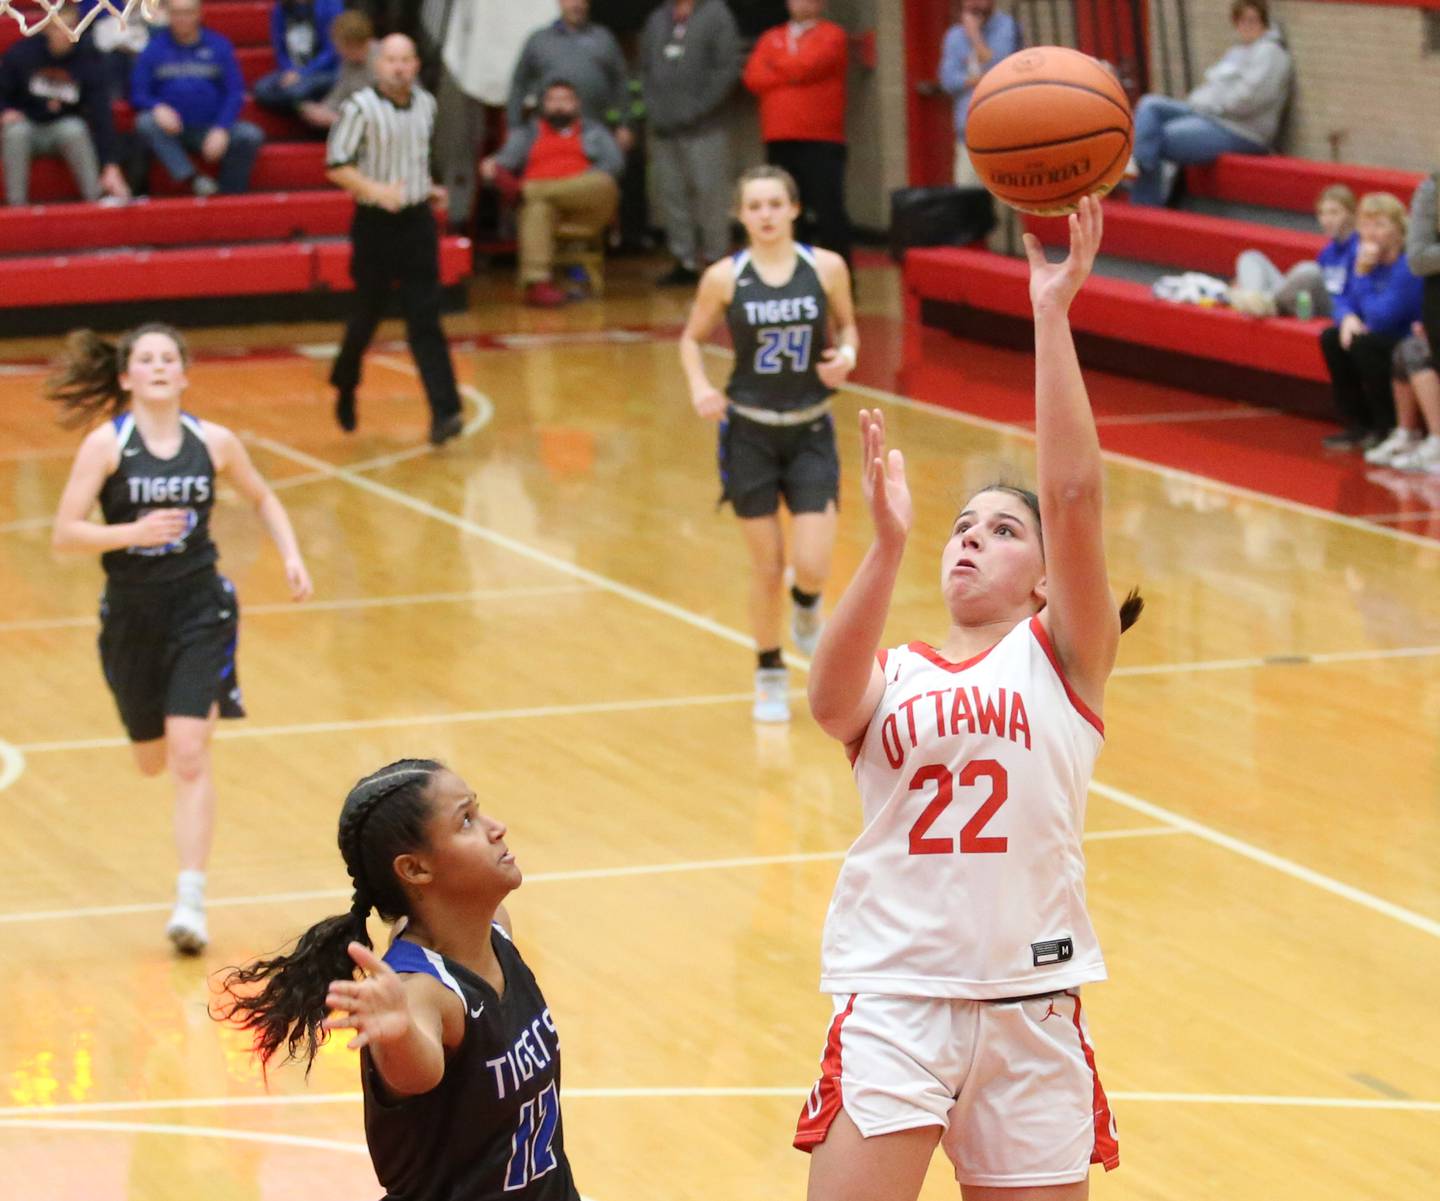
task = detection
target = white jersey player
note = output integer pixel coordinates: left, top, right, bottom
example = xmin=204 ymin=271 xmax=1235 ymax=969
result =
xmin=797 ymin=197 xmax=1142 ymax=1201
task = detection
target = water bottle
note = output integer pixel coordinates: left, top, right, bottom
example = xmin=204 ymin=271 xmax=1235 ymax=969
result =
xmin=1294 ymin=290 xmax=1314 ymax=321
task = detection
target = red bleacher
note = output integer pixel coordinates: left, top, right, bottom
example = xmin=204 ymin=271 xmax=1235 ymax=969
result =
xmin=0 ymin=0 xmax=471 ymax=319
xmin=907 ymin=154 xmax=1430 ymax=415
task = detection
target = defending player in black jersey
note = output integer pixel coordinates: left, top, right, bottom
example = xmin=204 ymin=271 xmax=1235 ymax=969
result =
xmin=680 ymin=165 xmax=859 ymax=723
xmin=216 ymin=760 xmax=582 ymax=1201
xmin=47 ymin=324 xmax=312 ymax=954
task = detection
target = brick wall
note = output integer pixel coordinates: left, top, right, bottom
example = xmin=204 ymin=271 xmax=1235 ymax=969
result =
xmin=1167 ymin=0 xmax=1440 ymax=171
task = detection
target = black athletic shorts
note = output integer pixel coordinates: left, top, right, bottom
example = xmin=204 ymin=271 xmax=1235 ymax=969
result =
xmin=97 ymin=569 xmax=244 ymax=743
xmin=718 ymin=409 xmax=840 ymax=519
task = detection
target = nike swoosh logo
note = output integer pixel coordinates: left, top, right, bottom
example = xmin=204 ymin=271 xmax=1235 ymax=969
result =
xmin=122 ymin=448 xmax=141 ymax=457
xmin=469 ymin=1004 xmax=485 ymax=1018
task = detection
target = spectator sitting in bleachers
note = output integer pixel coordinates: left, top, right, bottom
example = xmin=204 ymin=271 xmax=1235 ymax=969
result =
xmin=1319 ymin=192 xmax=1424 ymax=451
xmin=0 ymin=19 xmax=130 ymax=204
xmin=1229 ymin=184 xmax=1357 ymax=318
xmin=508 ymin=1 xmax=633 ymax=153
xmin=481 ymin=78 xmax=623 ymax=308
xmin=1366 ymin=172 xmax=1440 ymax=472
xmin=939 ymin=0 xmax=1022 ymax=189
xmin=131 ymin=0 xmax=264 ymax=196
xmin=254 ymin=0 xmax=344 ymax=116
xmin=298 ymin=9 xmax=376 ymax=130
xmin=1127 ymin=0 xmax=1291 ymax=207
xmin=86 ymin=0 xmax=166 ymax=102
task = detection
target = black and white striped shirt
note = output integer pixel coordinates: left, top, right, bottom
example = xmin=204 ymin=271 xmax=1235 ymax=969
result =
xmin=326 ymin=84 xmax=437 ymax=208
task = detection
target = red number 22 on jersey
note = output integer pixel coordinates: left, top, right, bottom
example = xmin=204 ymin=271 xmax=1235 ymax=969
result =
xmin=908 ymin=760 xmax=1008 ymax=855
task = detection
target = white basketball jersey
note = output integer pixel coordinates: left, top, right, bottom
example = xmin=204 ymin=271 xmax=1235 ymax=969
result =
xmin=819 ymin=616 xmax=1108 ymax=999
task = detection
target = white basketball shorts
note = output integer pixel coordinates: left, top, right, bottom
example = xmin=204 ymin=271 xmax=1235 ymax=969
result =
xmin=794 ymin=990 xmax=1120 ymax=1188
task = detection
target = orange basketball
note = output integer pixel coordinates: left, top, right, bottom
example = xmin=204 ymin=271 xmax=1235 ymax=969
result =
xmin=965 ymin=46 xmax=1133 ymax=216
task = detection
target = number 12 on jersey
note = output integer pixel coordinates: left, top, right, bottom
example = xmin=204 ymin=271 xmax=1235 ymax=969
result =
xmin=754 ymin=325 xmax=813 ymax=374
xmin=908 ymin=760 xmax=1009 ymax=856
xmin=504 ymin=1081 xmax=559 ymax=1191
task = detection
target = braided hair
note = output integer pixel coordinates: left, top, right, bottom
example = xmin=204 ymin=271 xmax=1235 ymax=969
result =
xmin=214 ymin=759 xmax=443 ymax=1073
xmin=972 ymin=484 xmax=1144 ymax=632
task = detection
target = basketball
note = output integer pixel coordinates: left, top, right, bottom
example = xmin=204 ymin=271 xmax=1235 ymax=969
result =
xmin=964 ymin=46 xmax=1134 ymax=216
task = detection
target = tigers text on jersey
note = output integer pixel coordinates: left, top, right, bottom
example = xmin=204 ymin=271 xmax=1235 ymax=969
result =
xmin=98 ymin=413 xmax=219 ymax=586
xmin=820 ymin=617 xmax=1108 ymax=1000
xmin=363 ymin=926 xmax=580 ymax=1201
xmin=725 ymin=245 xmax=831 ymax=413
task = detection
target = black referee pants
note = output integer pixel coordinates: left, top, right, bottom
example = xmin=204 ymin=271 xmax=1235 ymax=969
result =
xmin=331 ymin=203 xmax=461 ymax=422
xmin=765 ymin=140 xmax=853 ymax=265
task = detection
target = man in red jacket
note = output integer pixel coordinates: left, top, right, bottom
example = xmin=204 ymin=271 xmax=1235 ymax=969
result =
xmin=742 ymin=0 xmax=851 ymax=264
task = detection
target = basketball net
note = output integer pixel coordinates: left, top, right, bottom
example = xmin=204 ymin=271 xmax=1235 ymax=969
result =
xmin=0 ymin=0 xmax=162 ymax=41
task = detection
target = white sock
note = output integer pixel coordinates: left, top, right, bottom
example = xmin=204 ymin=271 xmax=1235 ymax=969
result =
xmin=176 ymin=869 xmax=206 ymax=905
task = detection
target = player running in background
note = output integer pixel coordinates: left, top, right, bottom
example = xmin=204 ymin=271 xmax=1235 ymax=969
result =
xmin=47 ymin=323 xmax=311 ymax=953
xmin=679 ymin=164 xmax=859 ymax=723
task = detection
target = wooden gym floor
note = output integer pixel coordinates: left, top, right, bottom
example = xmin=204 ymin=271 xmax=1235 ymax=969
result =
xmin=0 ymin=262 xmax=1437 ymax=1200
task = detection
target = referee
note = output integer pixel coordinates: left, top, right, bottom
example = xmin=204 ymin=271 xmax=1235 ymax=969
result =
xmin=325 ymin=34 xmax=463 ymax=445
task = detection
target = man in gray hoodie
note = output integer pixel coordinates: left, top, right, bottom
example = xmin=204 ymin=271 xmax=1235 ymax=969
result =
xmin=640 ymin=0 xmax=743 ymax=283
xmin=1128 ymin=0 xmax=1291 ymax=206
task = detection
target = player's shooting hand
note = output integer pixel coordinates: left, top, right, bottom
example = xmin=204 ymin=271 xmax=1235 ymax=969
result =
xmin=859 ymin=408 xmax=911 ymax=549
xmin=1024 ymin=193 xmax=1102 ymax=315
xmin=816 ymin=347 xmax=855 ymax=390
xmin=324 ymin=942 xmax=413 ymax=1051
xmin=131 ymin=508 xmax=189 ymax=547
xmin=286 ymin=556 xmax=313 ymax=602
xmin=691 ymin=384 xmax=726 ymax=421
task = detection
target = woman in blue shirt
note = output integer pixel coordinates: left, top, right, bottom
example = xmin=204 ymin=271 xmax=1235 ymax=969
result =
xmin=1319 ymin=191 xmax=1425 ymax=450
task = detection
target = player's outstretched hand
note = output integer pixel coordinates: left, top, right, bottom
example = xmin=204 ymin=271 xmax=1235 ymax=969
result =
xmin=324 ymin=942 xmax=412 ymax=1051
xmin=859 ymin=408 xmax=911 ymax=549
xmin=131 ymin=508 xmax=190 ymax=547
xmin=1023 ymin=193 xmax=1103 ymax=314
xmin=286 ymin=555 xmax=313 ymax=602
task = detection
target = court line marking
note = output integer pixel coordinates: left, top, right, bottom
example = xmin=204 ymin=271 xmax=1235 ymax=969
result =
xmin=0 ymin=514 xmax=54 ymax=534
xmin=0 ymin=827 xmax=1181 ymax=925
xmin=0 ymin=1118 xmax=369 ymax=1154
xmin=12 ymin=689 xmax=760 ymax=754
xmin=241 ymin=435 xmax=780 ymax=658
xmin=0 ymin=585 xmax=596 ymax=635
xmin=2 ymin=1087 xmax=1435 ymax=1119
xmin=0 ymin=739 xmax=23 ymax=794
xmin=1088 ymin=407 xmax=1277 ymax=427
xmin=155 ymin=416 xmax=1440 ymax=942
xmin=1110 ymin=642 xmax=1440 ymax=678
xmin=1089 ymin=780 xmax=1440 ymax=940
xmin=701 ymin=345 xmax=1440 ymax=551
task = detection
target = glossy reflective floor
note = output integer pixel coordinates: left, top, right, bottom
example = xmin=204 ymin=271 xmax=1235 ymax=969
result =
xmin=2 ymin=261 xmax=1438 ymax=1200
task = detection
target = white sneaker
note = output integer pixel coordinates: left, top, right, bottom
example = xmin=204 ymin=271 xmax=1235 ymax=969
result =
xmin=791 ymin=598 xmax=823 ymax=657
xmin=1391 ymin=435 xmax=1440 ymax=473
xmin=166 ymin=900 xmax=208 ymax=955
xmin=1364 ymin=427 xmax=1421 ymax=465
xmin=753 ymin=667 xmax=790 ymax=723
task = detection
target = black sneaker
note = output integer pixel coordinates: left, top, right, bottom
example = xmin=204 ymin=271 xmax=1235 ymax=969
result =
xmin=334 ymin=389 xmax=357 ymax=432
xmin=656 ymin=263 xmax=699 ymax=287
xmin=429 ymin=413 xmax=464 ymax=446
xmin=1321 ymin=429 xmax=1367 ymax=450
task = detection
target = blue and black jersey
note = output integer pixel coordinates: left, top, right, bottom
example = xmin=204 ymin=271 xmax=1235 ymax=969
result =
xmin=725 ymin=245 xmax=832 ymax=414
xmin=362 ymin=926 xmax=581 ymax=1201
xmin=98 ymin=412 xmax=219 ymax=587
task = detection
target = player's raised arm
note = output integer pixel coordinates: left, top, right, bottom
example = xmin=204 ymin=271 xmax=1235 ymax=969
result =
xmin=807 ymin=409 xmax=909 ymax=744
xmin=1024 ymin=195 xmax=1121 ymax=708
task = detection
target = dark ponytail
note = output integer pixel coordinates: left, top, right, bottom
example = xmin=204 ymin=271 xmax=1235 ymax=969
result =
xmin=213 ymin=759 xmax=443 ymax=1074
xmin=975 ymin=484 xmax=1145 ymax=633
xmin=44 ymin=323 xmax=189 ymax=426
